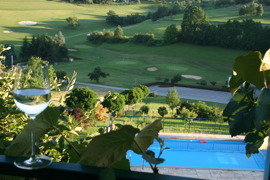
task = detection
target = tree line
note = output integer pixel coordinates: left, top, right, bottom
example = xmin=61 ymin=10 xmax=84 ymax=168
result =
xmin=89 ymin=6 xmax=270 ymax=53
xmin=178 ymin=6 xmax=270 ymax=53
xmin=20 ymin=32 xmax=68 ymax=64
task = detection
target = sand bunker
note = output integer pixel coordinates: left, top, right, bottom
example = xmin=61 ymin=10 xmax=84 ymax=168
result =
xmin=68 ymin=48 xmax=78 ymax=52
xmin=18 ymin=21 xmax=37 ymax=26
xmin=182 ymin=74 xmax=202 ymax=80
xmin=3 ymin=30 xmax=13 ymax=33
xmin=147 ymin=66 xmax=158 ymax=71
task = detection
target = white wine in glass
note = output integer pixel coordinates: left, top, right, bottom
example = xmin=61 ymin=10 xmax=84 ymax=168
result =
xmin=13 ymin=61 xmax=52 ymax=170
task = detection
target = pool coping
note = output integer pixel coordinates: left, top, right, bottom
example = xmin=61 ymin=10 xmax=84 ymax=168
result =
xmin=131 ymin=165 xmax=265 ymax=172
xmin=159 ymin=133 xmax=245 ymax=141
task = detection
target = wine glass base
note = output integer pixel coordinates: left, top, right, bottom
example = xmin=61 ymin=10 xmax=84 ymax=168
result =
xmin=14 ymin=155 xmax=52 ymax=170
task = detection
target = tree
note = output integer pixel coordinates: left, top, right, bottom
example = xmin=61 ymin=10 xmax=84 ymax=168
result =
xmin=140 ymin=105 xmax=149 ymax=115
xmin=158 ymin=106 xmax=168 ymax=117
xmin=181 ymin=6 xmax=208 ymax=41
xmin=137 ymin=85 xmax=150 ymax=98
xmin=66 ymin=16 xmax=80 ymax=29
xmin=151 ymin=4 xmax=171 ymax=21
xmin=121 ymin=87 xmax=143 ymax=105
xmin=166 ymin=87 xmax=180 ymax=113
xmin=114 ymin=25 xmax=123 ymax=39
xmin=65 ymin=87 xmax=98 ymax=111
xmin=101 ymin=92 xmax=125 ymax=113
xmin=107 ymin=10 xmax=117 ymax=16
xmin=19 ymin=34 xmax=68 ymax=63
xmin=163 ymin=24 xmax=178 ymax=44
xmin=256 ymin=4 xmax=264 ymax=16
xmin=54 ymin=31 xmax=66 ymax=46
xmin=88 ymin=67 xmax=109 ymax=83
xmin=20 ymin=36 xmax=30 ymax=61
xmin=179 ymin=107 xmax=198 ymax=131
xmin=94 ymin=104 xmax=109 ymax=121
xmin=171 ymin=73 xmax=182 ymax=84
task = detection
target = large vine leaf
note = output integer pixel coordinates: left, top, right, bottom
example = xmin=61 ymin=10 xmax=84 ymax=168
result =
xmin=110 ymin=157 xmax=130 ymax=171
xmin=142 ymin=150 xmax=165 ymax=165
xmin=255 ymin=88 xmax=270 ymax=130
xmin=5 ymin=107 xmax=60 ymax=157
xmin=222 ymin=89 xmax=256 ymax=136
xmin=260 ymin=48 xmax=270 ymax=71
xmin=131 ymin=119 xmax=162 ymax=154
xmin=245 ymin=130 xmax=266 ymax=157
xmin=79 ymin=125 xmax=139 ymax=167
xmin=229 ymin=51 xmax=264 ymax=94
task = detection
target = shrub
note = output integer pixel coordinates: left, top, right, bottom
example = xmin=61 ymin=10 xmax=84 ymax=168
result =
xmin=164 ymin=78 xmax=170 ymax=83
xmin=132 ymin=33 xmax=154 ymax=44
xmin=148 ymin=91 xmax=157 ymax=97
xmin=187 ymin=101 xmax=223 ymax=119
xmin=65 ymin=87 xmax=98 ymax=111
xmin=66 ymin=16 xmax=80 ymax=29
xmin=158 ymin=106 xmax=168 ymax=117
xmin=197 ymin=80 xmax=207 ymax=86
xmin=210 ymin=81 xmax=217 ymax=86
xmin=137 ymin=85 xmax=150 ymax=98
xmin=140 ymin=105 xmax=150 ymax=115
xmin=171 ymin=73 xmax=182 ymax=84
xmin=102 ymin=92 xmax=126 ymax=113
xmin=94 ymin=104 xmax=109 ymax=121
xmin=87 ymin=31 xmax=104 ymax=43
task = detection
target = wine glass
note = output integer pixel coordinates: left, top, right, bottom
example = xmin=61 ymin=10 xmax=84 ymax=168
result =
xmin=13 ymin=61 xmax=52 ymax=170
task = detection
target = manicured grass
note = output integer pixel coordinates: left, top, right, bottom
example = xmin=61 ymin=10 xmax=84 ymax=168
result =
xmin=1 ymin=1 xmax=269 ymax=89
xmin=54 ymin=42 xmax=247 ymax=88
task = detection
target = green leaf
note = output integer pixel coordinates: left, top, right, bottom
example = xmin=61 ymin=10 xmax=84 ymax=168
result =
xmin=142 ymin=150 xmax=165 ymax=165
xmin=59 ymin=136 xmax=65 ymax=150
xmin=111 ymin=157 xmax=130 ymax=171
xmin=229 ymin=51 xmax=264 ymax=94
xmin=79 ymin=125 xmax=139 ymax=167
xmin=56 ymin=124 xmax=71 ymax=131
xmin=246 ymin=139 xmax=264 ymax=156
xmin=255 ymin=88 xmax=270 ymax=130
xmin=131 ymin=119 xmax=162 ymax=154
xmin=260 ymin=48 xmax=270 ymax=71
xmin=222 ymin=89 xmax=255 ymax=136
xmin=5 ymin=107 xmax=60 ymax=157
xmin=244 ymin=130 xmax=266 ymax=143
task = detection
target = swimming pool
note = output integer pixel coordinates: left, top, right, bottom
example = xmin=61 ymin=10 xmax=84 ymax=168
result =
xmin=127 ymin=139 xmax=266 ymax=170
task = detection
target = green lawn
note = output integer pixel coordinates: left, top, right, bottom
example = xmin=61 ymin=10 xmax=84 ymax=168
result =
xmin=1 ymin=1 xmax=269 ymax=89
xmin=55 ymin=42 xmax=246 ymax=88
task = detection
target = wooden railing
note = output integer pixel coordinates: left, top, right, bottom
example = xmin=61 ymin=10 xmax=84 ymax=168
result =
xmin=0 ymin=155 xmax=200 ymax=180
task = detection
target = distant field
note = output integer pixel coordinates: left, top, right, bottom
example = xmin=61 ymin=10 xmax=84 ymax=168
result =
xmin=1 ymin=0 xmax=269 ymax=89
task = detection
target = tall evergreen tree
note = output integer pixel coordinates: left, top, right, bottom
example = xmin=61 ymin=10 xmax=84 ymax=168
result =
xmin=20 ymin=34 xmax=68 ymax=63
xmin=20 ymin=36 xmax=30 ymax=61
xmin=54 ymin=31 xmax=66 ymax=46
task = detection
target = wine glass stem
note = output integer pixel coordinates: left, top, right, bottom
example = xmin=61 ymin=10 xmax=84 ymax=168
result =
xmin=30 ymin=117 xmax=36 ymax=161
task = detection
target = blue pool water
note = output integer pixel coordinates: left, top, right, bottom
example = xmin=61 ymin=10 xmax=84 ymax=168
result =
xmin=127 ymin=139 xmax=266 ymax=170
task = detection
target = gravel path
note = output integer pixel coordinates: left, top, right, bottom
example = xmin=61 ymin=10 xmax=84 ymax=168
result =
xmin=76 ymin=82 xmax=232 ymax=104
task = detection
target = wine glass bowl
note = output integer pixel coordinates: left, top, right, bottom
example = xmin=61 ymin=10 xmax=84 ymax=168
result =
xmin=13 ymin=60 xmax=52 ymax=169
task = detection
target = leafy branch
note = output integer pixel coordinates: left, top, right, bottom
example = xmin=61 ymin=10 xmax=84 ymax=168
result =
xmin=223 ymin=49 xmax=270 ymax=156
